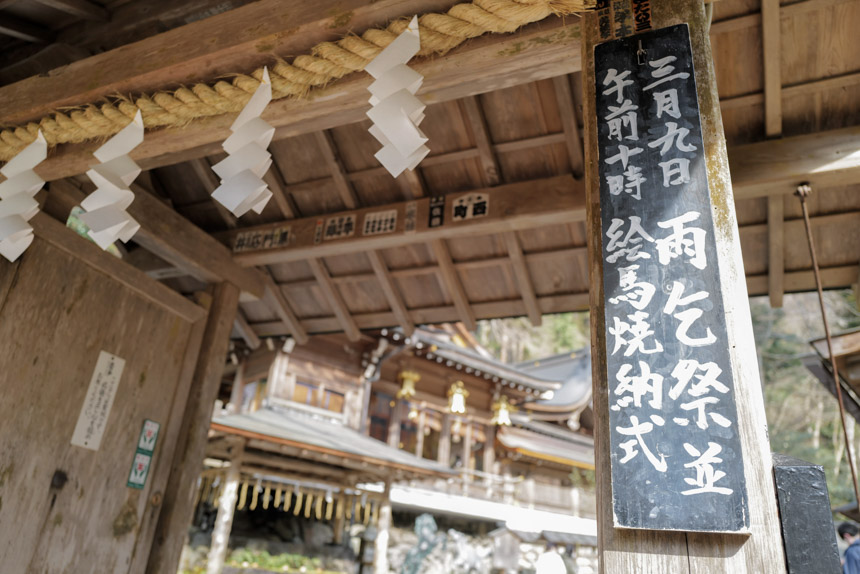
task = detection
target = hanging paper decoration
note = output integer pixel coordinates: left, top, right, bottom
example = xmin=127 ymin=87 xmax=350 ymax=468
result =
xmin=211 ymin=68 xmax=274 ymax=217
xmin=0 ymin=132 xmax=47 ymax=262
xmin=79 ymin=111 xmax=144 ymax=250
xmin=365 ymin=16 xmax=429 ymax=178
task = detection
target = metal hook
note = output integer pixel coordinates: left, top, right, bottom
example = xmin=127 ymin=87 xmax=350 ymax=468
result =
xmin=636 ymin=39 xmax=647 ymax=66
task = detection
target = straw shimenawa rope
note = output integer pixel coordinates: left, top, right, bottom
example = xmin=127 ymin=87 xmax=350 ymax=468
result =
xmin=0 ymin=0 xmax=594 ymax=161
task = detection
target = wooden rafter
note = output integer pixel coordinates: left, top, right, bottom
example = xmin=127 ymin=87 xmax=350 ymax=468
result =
xmin=234 ymin=310 xmax=261 ymax=350
xmin=262 ymin=164 xmax=299 ymax=219
xmin=761 ymin=0 xmax=782 ymax=137
xmin=260 ymin=269 xmax=308 ymax=345
xmin=503 ymin=231 xmax=542 ymax=327
xmin=367 ymin=251 xmax=415 ymax=336
xmin=552 ymin=75 xmax=585 ymax=178
xmin=33 ymin=0 xmax=108 ymax=21
xmin=460 ymin=96 xmax=500 ymax=186
xmin=430 ymin=239 xmax=477 ymax=332
xmin=314 ymin=130 xmax=359 ymax=210
xmin=307 ymin=258 xmax=360 ymax=342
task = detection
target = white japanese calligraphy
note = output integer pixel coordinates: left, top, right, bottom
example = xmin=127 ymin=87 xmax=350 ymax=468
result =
xmin=609 ymin=264 xmax=656 ymax=310
xmin=618 ymin=415 xmax=667 ymax=472
xmin=663 ymin=281 xmax=717 ymax=347
xmin=655 ymin=211 xmax=707 ymax=270
xmin=648 ymin=122 xmax=697 ymax=156
xmin=682 ymin=442 xmax=733 ymax=495
xmin=606 ymin=216 xmax=655 ymax=263
xmin=613 ymin=361 xmax=664 ymax=411
xmin=658 ymin=157 xmax=691 ymax=187
xmin=653 ymin=89 xmax=681 ymax=119
xmin=644 ymin=55 xmax=691 ymax=92
xmin=609 ymin=311 xmax=664 ymax=356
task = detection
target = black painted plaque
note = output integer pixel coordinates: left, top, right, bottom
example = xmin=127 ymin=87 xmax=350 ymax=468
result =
xmin=595 ymin=24 xmax=749 ymax=532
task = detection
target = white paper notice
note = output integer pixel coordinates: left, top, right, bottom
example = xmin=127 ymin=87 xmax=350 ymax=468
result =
xmin=70 ymin=351 xmax=126 ymax=451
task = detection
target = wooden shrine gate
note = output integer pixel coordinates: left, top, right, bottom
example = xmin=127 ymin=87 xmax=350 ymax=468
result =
xmin=0 ymin=216 xmax=236 ymax=573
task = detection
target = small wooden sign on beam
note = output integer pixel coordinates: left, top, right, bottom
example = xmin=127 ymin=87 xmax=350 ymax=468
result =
xmin=595 ymin=24 xmax=749 ymax=533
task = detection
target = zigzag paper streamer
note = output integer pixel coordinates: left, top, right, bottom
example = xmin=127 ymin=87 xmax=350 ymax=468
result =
xmin=365 ymin=15 xmax=429 ymax=178
xmin=79 ymin=110 xmax=144 ymax=250
xmin=0 ymin=131 xmax=47 ymax=262
xmin=211 ymin=68 xmax=275 ymax=217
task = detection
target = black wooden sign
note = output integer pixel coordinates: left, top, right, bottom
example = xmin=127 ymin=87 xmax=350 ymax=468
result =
xmin=595 ymin=24 xmax=749 ymax=533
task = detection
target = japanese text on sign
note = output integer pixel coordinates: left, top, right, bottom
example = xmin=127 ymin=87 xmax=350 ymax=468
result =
xmin=71 ymin=351 xmax=126 ymax=451
xmin=595 ymin=24 xmax=748 ymax=533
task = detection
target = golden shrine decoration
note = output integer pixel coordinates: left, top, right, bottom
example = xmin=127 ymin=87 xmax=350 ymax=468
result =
xmin=491 ymin=395 xmax=515 ymax=426
xmin=448 ymin=380 xmax=469 ymax=415
xmin=396 ymin=369 xmax=421 ymax=399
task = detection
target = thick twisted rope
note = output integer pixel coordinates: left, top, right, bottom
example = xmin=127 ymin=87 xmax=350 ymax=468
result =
xmin=0 ymin=0 xmax=593 ymax=161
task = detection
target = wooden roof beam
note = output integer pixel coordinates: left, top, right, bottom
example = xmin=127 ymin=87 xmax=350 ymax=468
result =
xmin=44 ymin=178 xmax=267 ymax=297
xmin=0 ymin=13 xmax=53 ymax=43
xmin=552 ymin=75 xmax=585 ymax=179
xmin=260 ymin=270 xmax=309 ymax=345
xmin=33 ymin=0 xmax=108 ymax=21
xmin=308 ymin=258 xmax=361 ymax=342
xmin=24 ymin=14 xmax=582 ymax=182
xmin=314 ymin=130 xmax=359 ymax=210
xmin=729 ymin=125 xmax=860 ymax=199
xmin=430 ymin=239 xmax=477 ymax=332
xmin=234 ymin=310 xmax=261 ymax=350
xmin=226 ymin=175 xmax=584 ymax=266
xmin=367 ymin=251 xmax=415 ymax=336
xmin=460 ymin=96 xmax=500 ymax=186
xmin=503 ymin=231 xmax=542 ymax=327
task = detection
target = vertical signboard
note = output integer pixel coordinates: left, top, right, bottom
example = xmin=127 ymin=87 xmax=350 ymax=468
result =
xmin=595 ymin=24 xmax=749 ymax=532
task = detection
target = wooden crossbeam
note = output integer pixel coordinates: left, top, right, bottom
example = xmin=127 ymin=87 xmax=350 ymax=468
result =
xmin=260 ymin=269 xmax=308 ymax=345
xmin=226 ymin=175 xmax=584 ymax=266
xmin=44 ymin=178 xmax=266 ymax=297
xmin=124 ymin=248 xmax=187 ymax=280
xmin=730 ymin=125 xmax=860 ymax=199
xmin=367 ymin=251 xmax=415 ymax=335
xmin=234 ymin=310 xmax=261 ymax=350
xmin=33 ymin=0 xmax=108 ymax=21
xmin=30 ymin=212 xmax=206 ymax=322
xmin=307 ymin=258 xmax=360 ymax=342
xmin=430 ymin=239 xmax=477 ymax=331
xmin=0 ymin=14 xmax=53 ymax=43
xmin=503 ymin=231 xmax=541 ymax=326
xmin=26 ymin=15 xmax=582 ymax=182
xmin=552 ymin=75 xmax=585 ymax=178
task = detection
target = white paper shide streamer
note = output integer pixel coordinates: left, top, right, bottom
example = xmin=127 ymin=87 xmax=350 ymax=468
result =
xmin=365 ymin=16 xmax=429 ymax=178
xmin=80 ymin=110 xmax=144 ymax=250
xmin=0 ymin=132 xmax=47 ymax=262
xmin=211 ymin=68 xmax=275 ymax=217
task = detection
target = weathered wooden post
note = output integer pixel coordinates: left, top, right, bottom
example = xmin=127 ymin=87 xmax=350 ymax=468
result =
xmin=374 ymin=480 xmax=393 ymax=574
xmin=582 ymin=1 xmax=787 ymax=571
xmin=206 ymin=438 xmax=245 ymax=574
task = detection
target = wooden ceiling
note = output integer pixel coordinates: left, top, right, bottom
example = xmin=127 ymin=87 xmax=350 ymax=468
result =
xmin=2 ymin=0 xmax=859 ymax=346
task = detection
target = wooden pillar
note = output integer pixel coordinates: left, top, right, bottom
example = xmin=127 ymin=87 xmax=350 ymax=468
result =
xmin=373 ymin=481 xmax=392 ymax=574
xmin=582 ymin=2 xmax=786 ymax=572
xmin=462 ymin=419 xmax=473 ymax=495
xmin=438 ymin=413 xmax=452 ymax=465
xmin=145 ymin=282 xmax=240 ymax=574
xmin=333 ymin=511 xmax=345 ymax=545
xmin=266 ymin=350 xmax=294 ymax=402
xmin=483 ymin=424 xmax=496 ymax=477
xmin=387 ymin=398 xmax=404 ymax=448
xmin=206 ymin=438 xmax=245 ymax=574
xmin=226 ymin=360 xmax=245 ymax=414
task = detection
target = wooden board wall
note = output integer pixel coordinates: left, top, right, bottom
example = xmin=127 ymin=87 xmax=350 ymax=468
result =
xmin=0 ymin=237 xmax=203 ymax=573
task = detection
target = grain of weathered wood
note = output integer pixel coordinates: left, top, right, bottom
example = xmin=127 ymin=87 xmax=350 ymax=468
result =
xmin=461 ymin=96 xmax=501 ymax=186
xmin=234 ymin=310 xmax=261 ymax=350
xmin=146 ymin=281 xmax=240 ymax=574
xmin=552 ymin=75 xmax=585 ymax=178
xmin=30 ymin=212 xmax=205 ymax=322
xmin=33 ymin=0 xmax=108 ymax=21
xmin=0 ymin=14 xmax=54 ymax=43
xmin=188 ymin=157 xmax=238 ymax=229
xmin=0 ymin=237 xmax=196 ymax=572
